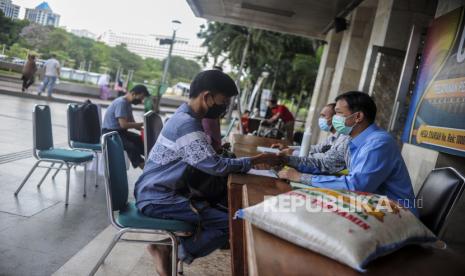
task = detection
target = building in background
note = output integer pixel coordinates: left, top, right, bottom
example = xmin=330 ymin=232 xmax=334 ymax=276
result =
xmin=24 ymin=1 xmax=60 ymax=27
xmin=70 ymin=29 xmax=97 ymax=40
xmin=98 ymin=30 xmax=206 ymax=61
xmin=0 ymin=0 xmax=20 ymax=19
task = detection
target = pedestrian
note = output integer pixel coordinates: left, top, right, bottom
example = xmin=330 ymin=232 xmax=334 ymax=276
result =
xmin=98 ymin=73 xmax=111 ymax=100
xmin=38 ymin=54 xmax=60 ymax=98
xmin=21 ymin=54 xmax=37 ymax=92
xmin=114 ymin=78 xmax=126 ymax=97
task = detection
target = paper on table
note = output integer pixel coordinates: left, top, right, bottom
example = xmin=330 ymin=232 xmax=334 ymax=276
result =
xmin=256 ymin=146 xmax=280 ymax=154
xmin=247 ymin=169 xmax=279 ymax=178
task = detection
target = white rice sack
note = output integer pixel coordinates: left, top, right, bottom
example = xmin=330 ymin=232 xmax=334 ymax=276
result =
xmin=236 ymin=188 xmax=437 ymax=272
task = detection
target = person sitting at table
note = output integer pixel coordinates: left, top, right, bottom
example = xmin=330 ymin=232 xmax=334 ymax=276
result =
xmin=134 ymin=70 xmax=281 ymax=276
xmin=271 ymin=103 xmax=350 ymax=174
xmin=278 ymin=91 xmax=418 ymax=215
xmin=264 ymin=95 xmax=295 ymax=142
xmin=102 ymin=84 xmax=149 ymax=169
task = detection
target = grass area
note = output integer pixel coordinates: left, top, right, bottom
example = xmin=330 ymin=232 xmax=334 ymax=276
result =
xmin=0 ymin=69 xmax=21 ymax=78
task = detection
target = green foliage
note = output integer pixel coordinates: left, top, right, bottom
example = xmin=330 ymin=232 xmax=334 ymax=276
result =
xmin=1 ymin=10 xmax=200 ymax=88
xmin=133 ymin=58 xmax=163 ymax=83
xmin=197 ymin=22 xmax=321 ymax=102
xmin=162 ymin=55 xmax=201 ymax=82
xmin=6 ymin=43 xmax=29 ymax=59
xmin=0 ymin=11 xmax=29 ymax=46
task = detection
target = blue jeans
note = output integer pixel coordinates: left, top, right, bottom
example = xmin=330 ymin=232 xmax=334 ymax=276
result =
xmin=40 ymin=76 xmax=57 ymax=97
xmin=142 ymin=201 xmax=229 ymax=264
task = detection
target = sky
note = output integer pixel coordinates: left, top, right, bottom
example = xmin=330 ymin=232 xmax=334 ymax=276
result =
xmin=14 ymin=0 xmax=207 ymax=41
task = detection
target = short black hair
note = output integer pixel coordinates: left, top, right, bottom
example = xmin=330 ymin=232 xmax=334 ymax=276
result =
xmin=335 ymin=91 xmax=377 ymax=123
xmin=130 ymin=84 xmax=149 ymax=97
xmin=189 ymin=70 xmax=238 ymax=98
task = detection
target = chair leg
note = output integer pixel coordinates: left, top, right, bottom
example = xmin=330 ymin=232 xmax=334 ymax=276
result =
xmin=14 ymin=161 xmax=40 ymax=196
xmin=168 ymin=233 xmax=179 ymax=276
xmin=89 ymin=229 xmax=125 ymax=276
xmin=83 ymin=163 xmax=87 ymax=197
xmin=94 ymin=152 xmax=99 ymax=187
xmin=52 ymin=163 xmax=64 ymax=179
xmin=37 ymin=162 xmax=55 ymax=188
xmin=178 ymin=260 xmax=184 ymax=275
xmin=65 ymin=165 xmax=70 ymax=206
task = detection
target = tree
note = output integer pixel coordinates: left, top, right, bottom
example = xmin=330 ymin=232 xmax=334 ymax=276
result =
xmin=6 ymin=43 xmax=29 ymax=58
xmin=0 ymin=11 xmax=29 ymax=46
xmin=163 ymin=55 xmax=201 ymax=84
xmin=133 ymin=58 xmax=163 ymax=83
xmin=197 ymin=21 xmax=320 ymax=107
xmin=19 ymin=24 xmax=52 ymax=50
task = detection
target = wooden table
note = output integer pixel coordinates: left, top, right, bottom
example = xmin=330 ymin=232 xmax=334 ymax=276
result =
xmin=231 ymin=134 xmax=288 ymax=158
xmin=228 ymin=134 xmax=465 ymax=276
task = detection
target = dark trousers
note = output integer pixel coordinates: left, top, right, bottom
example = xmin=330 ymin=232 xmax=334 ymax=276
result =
xmin=103 ymin=129 xmax=144 ymax=167
xmin=142 ymin=201 xmax=228 ymax=264
xmin=21 ymin=75 xmax=34 ymax=90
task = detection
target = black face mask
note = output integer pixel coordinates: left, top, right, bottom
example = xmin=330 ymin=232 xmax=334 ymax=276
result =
xmin=132 ymin=98 xmax=142 ymax=105
xmin=205 ymin=96 xmax=228 ymax=119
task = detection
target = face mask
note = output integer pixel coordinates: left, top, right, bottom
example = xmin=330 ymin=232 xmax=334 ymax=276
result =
xmin=204 ymin=95 xmax=228 ymax=119
xmin=332 ymin=113 xmax=357 ymax=135
xmin=131 ymin=98 xmax=142 ymax=105
xmin=318 ymin=117 xmax=331 ymax=132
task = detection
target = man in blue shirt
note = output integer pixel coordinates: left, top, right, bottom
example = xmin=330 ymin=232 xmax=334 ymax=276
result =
xmin=102 ymin=84 xmax=149 ymax=169
xmin=134 ymin=70 xmax=281 ymax=276
xmin=278 ymin=91 xmax=418 ymax=215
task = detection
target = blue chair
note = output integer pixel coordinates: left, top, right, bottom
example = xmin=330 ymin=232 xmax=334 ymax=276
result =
xmin=90 ymin=132 xmax=193 ymax=276
xmin=14 ymin=105 xmax=94 ymax=205
xmin=62 ymin=103 xmax=102 ymax=187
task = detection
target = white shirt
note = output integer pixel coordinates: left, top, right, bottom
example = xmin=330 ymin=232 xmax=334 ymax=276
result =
xmin=98 ymin=74 xmax=110 ymax=86
xmin=44 ymin=58 xmax=60 ymax=77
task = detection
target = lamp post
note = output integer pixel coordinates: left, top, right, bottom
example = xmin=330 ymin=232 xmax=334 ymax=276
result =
xmin=154 ymin=20 xmax=181 ymax=113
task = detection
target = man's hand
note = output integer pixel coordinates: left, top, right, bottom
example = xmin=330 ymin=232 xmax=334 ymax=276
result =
xmin=271 ymin=143 xmax=288 ymax=150
xmin=278 ymin=167 xmax=302 ymax=182
xmin=135 ymin=123 xmax=143 ymax=130
xmin=251 ymin=153 xmax=284 ymax=168
xmin=280 ymin=148 xmax=295 ymax=156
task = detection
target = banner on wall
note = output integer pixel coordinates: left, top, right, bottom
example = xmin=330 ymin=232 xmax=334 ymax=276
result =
xmin=402 ymin=6 xmax=465 ymax=157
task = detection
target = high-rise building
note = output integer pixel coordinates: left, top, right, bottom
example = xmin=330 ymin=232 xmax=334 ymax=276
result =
xmin=0 ymin=0 xmax=20 ymax=19
xmin=24 ymin=2 xmax=60 ymax=27
xmin=98 ymin=30 xmax=206 ymax=62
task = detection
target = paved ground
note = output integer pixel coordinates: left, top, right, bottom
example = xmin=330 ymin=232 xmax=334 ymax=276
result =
xmin=0 ymin=94 xmax=232 ymax=276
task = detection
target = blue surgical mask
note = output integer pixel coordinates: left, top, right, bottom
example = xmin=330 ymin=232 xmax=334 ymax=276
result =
xmin=332 ymin=113 xmax=357 ymax=135
xmin=318 ymin=117 xmax=331 ymax=132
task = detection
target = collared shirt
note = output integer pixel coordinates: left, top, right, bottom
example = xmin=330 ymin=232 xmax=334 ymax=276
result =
xmin=288 ymin=132 xmax=350 ymax=174
xmin=102 ymin=97 xmax=134 ymax=130
xmin=134 ymin=103 xmax=252 ymax=209
xmin=297 ymin=124 xmax=418 ymax=216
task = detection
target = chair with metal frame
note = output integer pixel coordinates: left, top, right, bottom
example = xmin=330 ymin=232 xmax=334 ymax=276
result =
xmin=62 ymin=103 xmax=102 ymax=187
xmin=417 ymin=167 xmax=465 ymax=237
xmin=143 ymin=111 xmax=163 ymax=158
xmin=90 ymin=131 xmax=193 ymax=276
xmin=14 ymin=105 xmax=94 ymax=205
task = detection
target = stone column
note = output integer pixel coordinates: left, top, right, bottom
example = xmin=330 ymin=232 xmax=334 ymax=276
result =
xmin=304 ymin=30 xmax=342 ymax=144
xmin=327 ymin=2 xmax=377 ymax=103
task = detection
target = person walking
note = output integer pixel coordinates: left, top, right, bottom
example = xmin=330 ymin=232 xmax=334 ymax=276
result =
xmin=38 ymin=54 xmax=60 ymax=98
xmin=98 ymin=73 xmax=111 ymax=100
xmin=21 ymin=54 xmax=37 ymax=92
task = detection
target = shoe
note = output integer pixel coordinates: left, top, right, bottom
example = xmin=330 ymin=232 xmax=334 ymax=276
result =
xmin=21 ymin=87 xmax=25 ymax=92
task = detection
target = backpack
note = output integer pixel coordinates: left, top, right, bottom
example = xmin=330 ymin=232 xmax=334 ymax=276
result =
xmin=69 ymin=100 xmax=101 ymax=144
